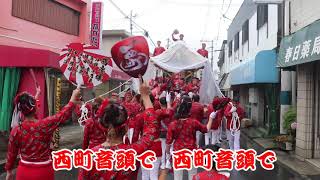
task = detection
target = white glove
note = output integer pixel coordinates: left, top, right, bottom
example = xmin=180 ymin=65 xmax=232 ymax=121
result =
xmin=209 ymin=111 xmax=217 ymax=119
xmin=160 ymin=91 xmax=166 ymax=98
xmin=188 ymin=92 xmax=193 ymax=98
xmin=166 ymin=92 xmax=171 ymax=104
xmin=230 ymin=106 xmax=237 ymax=113
xmin=176 ymin=93 xmax=181 ymax=99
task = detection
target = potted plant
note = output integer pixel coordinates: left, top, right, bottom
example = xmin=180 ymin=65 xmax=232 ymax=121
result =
xmin=278 ymin=107 xmax=297 ymax=150
xmin=274 ymin=135 xmax=292 ymax=150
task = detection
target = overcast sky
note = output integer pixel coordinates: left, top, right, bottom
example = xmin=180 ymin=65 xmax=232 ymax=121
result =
xmin=102 ymin=0 xmax=244 ymax=67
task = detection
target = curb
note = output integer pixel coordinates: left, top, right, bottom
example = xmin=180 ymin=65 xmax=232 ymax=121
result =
xmin=241 ymin=130 xmax=315 ymax=180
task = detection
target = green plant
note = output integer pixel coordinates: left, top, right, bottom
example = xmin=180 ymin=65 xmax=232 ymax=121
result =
xmin=283 ymin=107 xmax=297 ymax=132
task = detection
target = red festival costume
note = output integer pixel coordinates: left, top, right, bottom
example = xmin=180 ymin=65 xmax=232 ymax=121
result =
xmin=166 ymin=118 xmax=208 ymax=151
xmin=193 ymin=170 xmax=229 ymax=180
xmin=82 ymin=118 xmax=107 ymax=149
xmin=206 ymin=104 xmax=223 ymax=130
xmin=156 ymin=108 xmax=175 ymax=137
xmin=5 ymin=102 xmax=75 ymax=180
xmin=190 ymin=102 xmax=204 ymax=122
xmin=185 ymin=83 xmax=200 ymax=93
xmin=197 ymin=49 xmax=209 ymax=58
xmin=153 ymin=46 xmax=166 ymax=56
xmin=79 ymin=108 xmax=159 ymax=180
xmin=224 ymin=102 xmax=245 ymax=131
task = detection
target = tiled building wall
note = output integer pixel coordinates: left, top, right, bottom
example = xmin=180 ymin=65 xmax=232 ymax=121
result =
xmin=296 ymin=63 xmax=314 ymax=159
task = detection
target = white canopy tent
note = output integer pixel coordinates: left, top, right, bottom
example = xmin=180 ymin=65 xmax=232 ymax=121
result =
xmin=132 ymin=41 xmax=223 ymax=105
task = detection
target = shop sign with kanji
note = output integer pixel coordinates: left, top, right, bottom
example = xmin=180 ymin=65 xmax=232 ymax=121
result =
xmin=278 ymin=20 xmax=320 ymax=67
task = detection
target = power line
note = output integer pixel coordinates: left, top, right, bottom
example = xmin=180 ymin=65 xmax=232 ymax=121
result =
xmin=216 ymin=0 xmax=226 ymax=40
xmin=201 ymin=0 xmax=211 ymax=40
xmin=108 ymin=0 xmax=128 ymax=18
xmin=107 ymin=0 xmax=156 ymax=47
xmin=224 ymin=0 xmax=233 ymax=15
xmin=161 ymin=0 xmax=241 ymax=7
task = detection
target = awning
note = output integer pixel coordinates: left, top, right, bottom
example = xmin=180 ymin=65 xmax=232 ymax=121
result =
xmin=230 ymin=50 xmax=279 ymax=85
xmin=278 ymin=20 xmax=320 ymax=67
xmin=0 ymin=45 xmax=59 ymax=68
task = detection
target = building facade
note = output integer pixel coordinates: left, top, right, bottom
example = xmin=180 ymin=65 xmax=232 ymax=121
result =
xmin=93 ymin=30 xmax=131 ymax=97
xmin=278 ymin=0 xmax=320 ymax=161
xmin=219 ymin=0 xmax=281 ymax=134
xmin=0 ymin=0 xmax=91 ymax=131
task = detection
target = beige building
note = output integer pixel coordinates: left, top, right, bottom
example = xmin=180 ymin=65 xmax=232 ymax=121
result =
xmin=93 ymin=30 xmax=131 ymax=97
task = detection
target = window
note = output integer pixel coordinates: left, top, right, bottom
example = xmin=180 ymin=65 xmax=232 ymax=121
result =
xmin=12 ymin=0 xmax=80 ymax=36
xmin=228 ymin=41 xmax=233 ymax=57
xmin=234 ymin=32 xmax=239 ymax=52
xmin=257 ymin=4 xmax=268 ymax=29
xmin=242 ymin=20 xmax=249 ymax=44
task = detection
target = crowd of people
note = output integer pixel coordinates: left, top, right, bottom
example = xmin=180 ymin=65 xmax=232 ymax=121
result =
xmin=5 ymin=73 xmax=245 ymax=180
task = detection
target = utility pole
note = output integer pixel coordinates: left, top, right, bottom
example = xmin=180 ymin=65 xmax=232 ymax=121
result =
xmin=129 ymin=10 xmax=137 ymax=35
xmin=166 ymin=38 xmax=170 ymax=49
xmin=201 ymin=40 xmax=215 ymax=68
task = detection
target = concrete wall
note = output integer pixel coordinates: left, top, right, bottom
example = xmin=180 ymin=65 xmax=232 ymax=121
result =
xmin=101 ymin=36 xmax=123 ymax=57
xmin=290 ymin=0 xmax=320 ymax=33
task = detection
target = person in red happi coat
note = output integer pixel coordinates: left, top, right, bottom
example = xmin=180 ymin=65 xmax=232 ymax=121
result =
xmin=197 ymin=43 xmax=209 ymax=58
xmin=82 ymin=97 xmax=107 ymax=149
xmin=190 ymin=94 xmax=204 ymax=146
xmin=205 ymin=97 xmax=230 ymax=146
xmin=79 ymin=77 xmax=160 ymax=180
xmin=166 ymin=95 xmax=215 ymax=180
xmin=5 ymin=88 xmax=80 ymax=180
xmin=153 ymin=41 xmax=166 ymax=56
xmin=155 ymin=96 xmax=175 ymax=177
xmin=172 ymin=73 xmax=185 ymax=92
xmin=185 ymin=77 xmax=200 ymax=94
xmin=122 ymin=91 xmax=140 ymax=144
xmin=192 ymin=145 xmax=230 ymax=180
xmin=224 ymin=98 xmax=245 ymax=151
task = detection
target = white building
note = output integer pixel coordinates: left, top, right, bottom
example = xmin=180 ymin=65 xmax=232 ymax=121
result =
xmin=219 ymin=0 xmax=281 ymax=132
